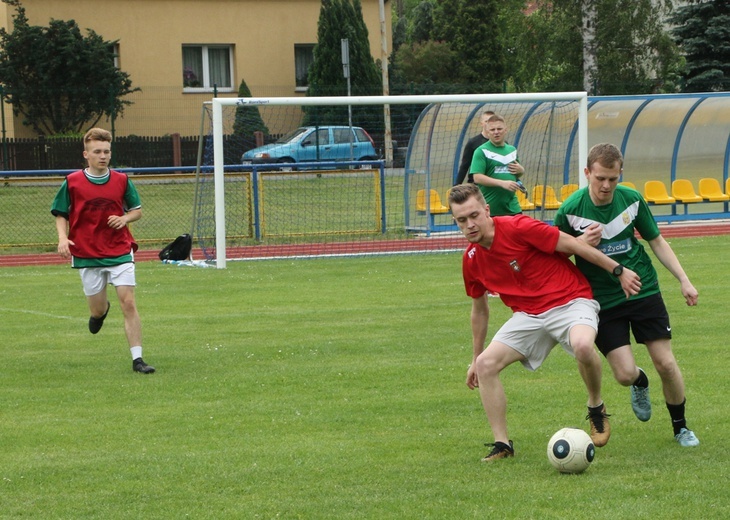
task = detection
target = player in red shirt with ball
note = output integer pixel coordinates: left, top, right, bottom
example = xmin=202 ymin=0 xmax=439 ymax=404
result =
xmin=448 ymin=184 xmax=641 ymax=462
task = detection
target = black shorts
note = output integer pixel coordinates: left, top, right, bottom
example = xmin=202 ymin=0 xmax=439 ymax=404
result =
xmin=595 ymin=293 xmax=672 ymax=356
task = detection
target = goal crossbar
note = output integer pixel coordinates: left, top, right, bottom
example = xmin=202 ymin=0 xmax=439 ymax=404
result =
xmin=210 ymin=92 xmax=588 ymax=268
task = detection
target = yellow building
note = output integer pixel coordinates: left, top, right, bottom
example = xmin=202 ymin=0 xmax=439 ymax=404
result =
xmin=0 ymin=0 xmax=392 ymax=137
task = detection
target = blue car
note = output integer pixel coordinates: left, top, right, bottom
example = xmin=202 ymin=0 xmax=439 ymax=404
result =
xmin=241 ymin=125 xmax=378 ymax=170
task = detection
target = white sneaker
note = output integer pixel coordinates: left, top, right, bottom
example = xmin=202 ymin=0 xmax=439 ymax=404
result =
xmin=675 ymin=428 xmax=699 ymax=447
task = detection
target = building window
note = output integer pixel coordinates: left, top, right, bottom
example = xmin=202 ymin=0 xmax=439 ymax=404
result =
xmin=112 ymin=43 xmax=120 ymax=69
xmin=295 ymin=44 xmax=315 ymax=90
xmin=182 ymin=45 xmax=234 ymax=91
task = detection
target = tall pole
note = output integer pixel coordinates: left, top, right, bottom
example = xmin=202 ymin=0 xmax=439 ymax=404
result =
xmin=379 ymin=0 xmax=393 ymax=167
xmin=341 ymin=39 xmax=354 ymax=161
xmin=0 ymin=86 xmax=7 ymax=170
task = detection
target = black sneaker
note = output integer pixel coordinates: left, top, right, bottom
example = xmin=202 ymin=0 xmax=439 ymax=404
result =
xmin=481 ymin=440 xmax=514 ymax=462
xmin=88 ymin=301 xmax=110 ymax=334
xmin=133 ymin=357 xmax=156 ymax=374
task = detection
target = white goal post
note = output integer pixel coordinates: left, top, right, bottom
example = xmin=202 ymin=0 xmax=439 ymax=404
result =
xmin=209 ymin=92 xmax=588 ymax=268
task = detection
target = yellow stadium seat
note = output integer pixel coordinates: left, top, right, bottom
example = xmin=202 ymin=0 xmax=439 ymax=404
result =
xmin=644 ymin=180 xmax=675 ymax=204
xmin=531 ymin=185 xmax=561 ymax=209
xmin=698 ymin=178 xmax=729 ymax=202
xmin=444 ymin=188 xmax=452 ymax=209
xmin=727 ymin=178 xmax=730 ymax=197
xmin=516 ymin=190 xmax=535 ymax=211
xmin=671 ymin=179 xmax=703 ymax=203
xmin=416 ymin=189 xmax=450 ymax=214
xmin=619 ymin=181 xmax=648 ymax=201
xmin=560 ymin=183 xmax=579 ymax=201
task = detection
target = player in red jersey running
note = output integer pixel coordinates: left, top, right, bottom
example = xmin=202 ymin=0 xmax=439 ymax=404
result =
xmin=51 ymin=128 xmax=155 ymax=374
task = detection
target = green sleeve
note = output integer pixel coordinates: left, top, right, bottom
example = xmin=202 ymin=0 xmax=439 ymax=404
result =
xmin=124 ymin=179 xmax=142 ymax=211
xmin=469 ymin=147 xmax=487 ymax=175
xmin=634 ymin=198 xmax=660 ymax=241
xmin=50 ymin=180 xmax=70 ymax=217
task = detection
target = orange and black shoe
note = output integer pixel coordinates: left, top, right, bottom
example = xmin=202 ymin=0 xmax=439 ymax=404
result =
xmin=586 ymin=403 xmax=611 ymax=447
xmin=481 ymin=440 xmax=514 ymax=462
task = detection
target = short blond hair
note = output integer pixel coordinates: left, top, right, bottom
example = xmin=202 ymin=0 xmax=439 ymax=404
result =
xmin=83 ymin=128 xmax=112 ymax=149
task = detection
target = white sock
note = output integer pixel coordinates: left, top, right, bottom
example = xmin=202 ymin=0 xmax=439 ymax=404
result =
xmin=130 ymin=346 xmax=143 ymax=360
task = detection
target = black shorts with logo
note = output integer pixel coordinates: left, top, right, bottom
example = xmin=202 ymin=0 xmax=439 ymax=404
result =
xmin=595 ymin=292 xmax=672 ymax=356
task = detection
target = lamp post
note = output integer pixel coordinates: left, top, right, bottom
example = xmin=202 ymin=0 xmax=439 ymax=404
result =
xmin=379 ymin=0 xmax=392 ymax=167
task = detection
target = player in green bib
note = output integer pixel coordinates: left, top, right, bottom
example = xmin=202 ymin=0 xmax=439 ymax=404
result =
xmin=468 ymin=114 xmax=524 ymax=216
xmin=555 ymin=143 xmax=699 ymax=447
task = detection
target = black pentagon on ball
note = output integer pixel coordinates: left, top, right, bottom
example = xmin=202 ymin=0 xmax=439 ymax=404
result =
xmin=551 ymin=439 xmax=571 ymax=460
xmin=586 ymin=443 xmax=596 ymax=462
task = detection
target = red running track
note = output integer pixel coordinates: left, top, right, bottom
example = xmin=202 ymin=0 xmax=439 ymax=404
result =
xmin=3 ymin=222 xmax=730 ymax=268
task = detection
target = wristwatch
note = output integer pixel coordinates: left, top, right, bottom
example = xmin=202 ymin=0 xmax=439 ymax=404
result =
xmin=612 ymin=264 xmax=624 ymax=277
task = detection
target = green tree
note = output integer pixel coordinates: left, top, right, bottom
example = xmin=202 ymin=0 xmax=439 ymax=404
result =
xmin=507 ymin=4 xmax=583 ymax=92
xmin=232 ymin=77 xmax=269 ymax=150
xmin=0 ymin=0 xmax=138 ymax=135
xmin=670 ymin=0 xmax=730 ymax=92
xmin=305 ymin=0 xmax=382 ymax=127
xmin=431 ymin=0 xmax=507 ymax=90
xmin=410 ymin=0 xmax=435 ymax=44
xmin=509 ymin=0 xmax=682 ymax=94
xmin=393 ymin=40 xmax=458 ymax=85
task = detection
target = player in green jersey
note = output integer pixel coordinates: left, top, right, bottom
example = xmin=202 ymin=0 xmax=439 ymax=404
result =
xmin=555 ymin=143 xmax=699 ymax=447
xmin=468 ymin=114 xmax=525 ymax=216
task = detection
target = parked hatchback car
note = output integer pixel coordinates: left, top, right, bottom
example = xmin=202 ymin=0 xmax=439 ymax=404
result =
xmin=240 ymin=125 xmax=378 ymax=169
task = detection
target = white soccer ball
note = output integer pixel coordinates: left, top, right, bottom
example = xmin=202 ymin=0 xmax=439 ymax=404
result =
xmin=547 ymin=427 xmax=595 ymax=474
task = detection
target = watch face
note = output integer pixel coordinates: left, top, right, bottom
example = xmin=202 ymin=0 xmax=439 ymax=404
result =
xmin=613 ymin=265 xmax=623 ymax=276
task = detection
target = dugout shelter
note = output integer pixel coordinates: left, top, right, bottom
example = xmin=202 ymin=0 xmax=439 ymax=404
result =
xmin=405 ymin=91 xmax=730 ymax=234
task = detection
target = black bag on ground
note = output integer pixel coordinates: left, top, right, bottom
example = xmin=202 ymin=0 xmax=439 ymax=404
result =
xmin=159 ymin=233 xmax=192 ymax=261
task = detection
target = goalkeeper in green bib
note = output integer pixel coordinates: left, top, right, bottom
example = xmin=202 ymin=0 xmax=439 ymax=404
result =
xmin=555 ymin=143 xmax=699 ymax=447
xmin=468 ymin=114 xmax=525 ymax=216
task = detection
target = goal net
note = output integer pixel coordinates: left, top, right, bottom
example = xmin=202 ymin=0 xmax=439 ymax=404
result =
xmin=193 ymin=93 xmax=588 ymax=267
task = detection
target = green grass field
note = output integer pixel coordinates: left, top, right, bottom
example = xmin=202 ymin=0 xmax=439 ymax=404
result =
xmin=0 ymin=236 xmax=727 ymax=519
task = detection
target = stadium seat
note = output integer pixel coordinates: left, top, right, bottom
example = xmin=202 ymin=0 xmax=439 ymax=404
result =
xmin=644 ymin=180 xmax=675 ymax=204
xmin=444 ymin=188 xmax=452 ymax=209
xmin=531 ymin=185 xmax=561 ymax=209
xmin=416 ymin=189 xmax=450 ymax=214
xmin=619 ymin=181 xmax=648 ymax=201
xmin=560 ymin=183 xmax=579 ymax=201
xmin=516 ymin=190 xmax=535 ymax=211
xmin=698 ymin=178 xmax=729 ymax=202
xmin=671 ymin=179 xmax=703 ymax=203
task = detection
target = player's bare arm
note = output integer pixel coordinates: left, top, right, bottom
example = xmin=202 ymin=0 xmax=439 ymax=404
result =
xmin=467 ymin=294 xmax=489 ymax=390
xmin=578 ymin=223 xmax=602 ymax=246
xmin=648 ymin=235 xmax=698 ymax=306
xmin=507 ymin=161 xmax=524 ymax=177
xmin=107 ymin=208 xmax=142 ymax=230
xmin=471 ymin=173 xmax=521 ymax=192
xmin=55 ymin=215 xmax=74 ymax=258
xmin=556 ymin=231 xmax=642 ymax=298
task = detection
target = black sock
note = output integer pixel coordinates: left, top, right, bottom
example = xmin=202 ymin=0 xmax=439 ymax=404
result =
xmin=666 ymin=399 xmax=687 ymax=435
xmin=633 ymin=368 xmax=649 ymax=388
xmin=588 ymin=402 xmax=604 ymax=415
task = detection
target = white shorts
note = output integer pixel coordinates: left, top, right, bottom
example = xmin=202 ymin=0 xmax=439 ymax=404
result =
xmin=79 ymin=263 xmax=136 ymax=297
xmin=491 ymin=298 xmax=600 ymax=372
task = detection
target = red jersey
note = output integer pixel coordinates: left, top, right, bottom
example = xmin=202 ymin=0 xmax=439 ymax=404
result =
xmin=64 ymin=170 xmax=138 ymax=259
xmin=462 ymin=214 xmax=593 ymax=314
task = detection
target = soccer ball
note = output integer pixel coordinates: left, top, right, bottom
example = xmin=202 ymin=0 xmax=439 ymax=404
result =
xmin=547 ymin=427 xmax=595 ymax=474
